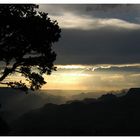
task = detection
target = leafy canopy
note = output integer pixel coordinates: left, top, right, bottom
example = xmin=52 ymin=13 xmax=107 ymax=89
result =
xmin=0 ymin=4 xmax=61 ymax=92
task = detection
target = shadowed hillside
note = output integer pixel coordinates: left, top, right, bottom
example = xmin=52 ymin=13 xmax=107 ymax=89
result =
xmin=0 ymin=111 xmax=10 ymax=135
xmin=9 ymin=88 xmax=140 ymax=136
xmin=0 ymin=88 xmax=66 ymax=123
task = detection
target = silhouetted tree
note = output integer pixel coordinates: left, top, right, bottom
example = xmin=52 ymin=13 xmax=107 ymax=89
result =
xmin=0 ymin=4 xmax=61 ymax=92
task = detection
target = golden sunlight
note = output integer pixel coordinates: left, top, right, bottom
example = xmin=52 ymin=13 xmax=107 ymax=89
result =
xmin=1 ymin=64 xmax=140 ymax=91
xmin=42 ymin=70 xmax=92 ymax=90
xmin=42 ymin=64 xmax=140 ymax=91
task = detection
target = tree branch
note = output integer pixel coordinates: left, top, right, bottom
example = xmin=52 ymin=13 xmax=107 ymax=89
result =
xmin=0 ymin=82 xmax=8 ymax=85
xmin=0 ymin=61 xmax=20 ymax=81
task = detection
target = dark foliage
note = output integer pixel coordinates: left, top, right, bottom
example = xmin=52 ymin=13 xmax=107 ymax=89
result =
xmin=0 ymin=4 xmax=61 ymax=92
xmin=10 ymin=88 xmax=140 ymax=136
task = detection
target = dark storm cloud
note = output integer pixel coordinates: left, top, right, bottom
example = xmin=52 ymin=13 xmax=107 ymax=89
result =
xmin=39 ymin=4 xmax=140 ymax=65
xmin=84 ymin=4 xmax=140 ymax=23
xmin=54 ymin=27 xmax=140 ymax=65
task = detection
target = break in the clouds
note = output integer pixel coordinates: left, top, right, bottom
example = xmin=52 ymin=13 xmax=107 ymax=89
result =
xmin=56 ymin=63 xmax=140 ymax=73
xmin=39 ymin=4 xmax=140 ymax=24
xmin=39 ymin=4 xmax=140 ymax=65
xmin=48 ymin=13 xmax=140 ymax=30
xmin=43 ymin=64 xmax=140 ymax=91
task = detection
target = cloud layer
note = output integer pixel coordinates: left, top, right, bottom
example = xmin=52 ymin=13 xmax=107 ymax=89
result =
xmin=49 ymin=13 xmax=140 ymax=30
xmin=39 ymin=4 xmax=140 ymax=65
xmin=54 ymin=28 xmax=140 ymax=65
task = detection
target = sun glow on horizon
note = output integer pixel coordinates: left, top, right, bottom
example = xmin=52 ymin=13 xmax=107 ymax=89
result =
xmin=41 ymin=64 xmax=140 ymax=91
xmin=42 ymin=69 xmax=92 ymax=90
xmin=0 ymin=64 xmax=140 ymax=91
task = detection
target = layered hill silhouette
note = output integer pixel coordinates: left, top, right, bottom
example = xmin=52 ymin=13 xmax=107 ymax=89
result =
xmin=0 ymin=88 xmax=66 ymax=123
xmin=8 ymin=88 xmax=140 ymax=136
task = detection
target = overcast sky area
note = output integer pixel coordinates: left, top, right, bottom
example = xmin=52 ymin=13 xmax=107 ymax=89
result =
xmin=39 ymin=4 xmax=140 ymax=65
xmin=38 ymin=4 xmax=140 ymax=91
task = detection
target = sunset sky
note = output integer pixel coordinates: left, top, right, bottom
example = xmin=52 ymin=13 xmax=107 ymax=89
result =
xmin=5 ymin=4 xmax=140 ymax=91
xmin=38 ymin=4 xmax=140 ymax=91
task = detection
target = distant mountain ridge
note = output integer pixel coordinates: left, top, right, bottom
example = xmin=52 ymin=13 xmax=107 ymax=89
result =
xmin=0 ymin=87 xmax=66 ymax=123
xmin=10 ymin=87 xmax=140 ymax=136
xmin=126 ymin=88 xmax=140 ymax=96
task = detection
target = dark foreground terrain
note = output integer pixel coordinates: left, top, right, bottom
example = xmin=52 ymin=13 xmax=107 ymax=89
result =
xmin=1 ymin=88 xmax=140 ymax=136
